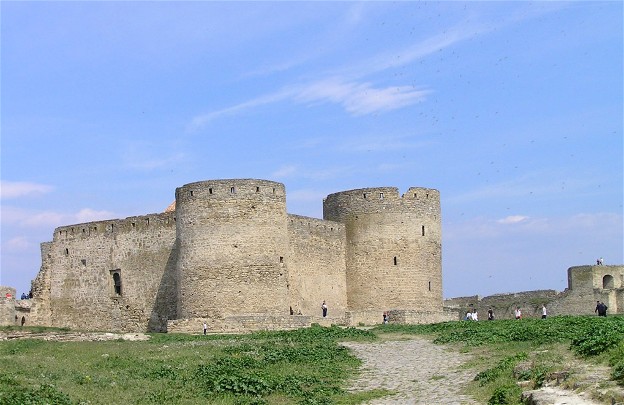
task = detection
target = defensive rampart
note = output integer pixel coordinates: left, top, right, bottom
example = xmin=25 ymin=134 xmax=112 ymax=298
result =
xmin=323 ymin=187 xmax=442 ymax=324
xmin=30 ymin=212 xmax=177 ymax=332
xmin=20 ymin=179 xmax=447 ymax=333
xmin=287 ymin=214 xmax=347 ymax=318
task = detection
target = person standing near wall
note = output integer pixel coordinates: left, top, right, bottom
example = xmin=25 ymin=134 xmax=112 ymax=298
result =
xmin=321 ymin=301 xmax=328 ymax=317
xmin=203 ymin=322 xmax=207 ymax=335
xmin=487 ymin=308 xmax=494 ymax=320
xmin=595 ymin=301 xmax=608 ymax=317
xmin=515 ymin=307 xmax=522 ymax=320
xmin=541 ymin=304 xmax=547 ymax=319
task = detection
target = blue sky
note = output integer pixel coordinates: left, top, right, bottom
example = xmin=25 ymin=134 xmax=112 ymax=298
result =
xmin=1 ymin=1 xmax=622 ymax=299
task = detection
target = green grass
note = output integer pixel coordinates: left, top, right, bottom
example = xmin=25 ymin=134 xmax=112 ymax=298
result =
xmin=2 ymin=316 xmax=623 ymax=404
xmin=0 ymin=325 xmax=382 ymax=405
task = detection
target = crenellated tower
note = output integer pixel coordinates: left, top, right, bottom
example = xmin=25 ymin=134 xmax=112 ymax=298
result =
xmin=175 ymin=179 xmax=290 ymax=319
xmin=323 ymin=187 xmax=442 ymax=316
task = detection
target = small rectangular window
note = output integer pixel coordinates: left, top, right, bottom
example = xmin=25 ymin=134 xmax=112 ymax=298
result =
xmin=363 ymin=193 xmax=367 ymax=199
xmin=230 ymin=187 xmax=236 ymax=194
xmin=379 ymin=192 xmax=384 ymax=200
xmin=256 ymin=187 xmax=260 ymax=192
xmin=428 ymin=281 xmax=431 ymax=291
xmin=393 ymin=256 xmax=398 ymax=265
xmin=209 ymin=188 xmax=213 ymax=194
xmin=279 ymin=256 xmax=284 ymax=263
xmin=422 ymin=226 xmax=425 ymax=236
xmin=190 ymin=190 xmax=194 ymax=196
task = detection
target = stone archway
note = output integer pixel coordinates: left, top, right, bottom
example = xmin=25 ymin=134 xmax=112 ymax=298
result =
xmin=603 ymin=274 xmax=614 ymax=289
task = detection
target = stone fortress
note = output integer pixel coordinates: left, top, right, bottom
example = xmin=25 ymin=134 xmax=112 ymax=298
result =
xmin=1 ymin=178 xmax=622 ymax=333
xmin=1 ymin=179 xmax=447 ymax=333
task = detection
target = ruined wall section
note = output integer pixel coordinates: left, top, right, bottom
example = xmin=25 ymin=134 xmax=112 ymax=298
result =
xmin=36 ymin=212 xmax=177 ymax=332
xmin=444 ymin=266 xmax=624 ymax=319
xmin=287 ymin=214 xmax=347 ymax=319
xmin=0 ymin=287 xmax=16 ymax=326
xmin=323 ymin=187 xmax=442 ymax=319
xmin=550 ymin=265 xmax=623 ymax=315
xmin=175 ymin=180 xmax=290 ymax=320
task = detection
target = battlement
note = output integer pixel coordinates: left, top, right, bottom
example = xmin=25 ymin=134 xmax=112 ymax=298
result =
xmin=175 ymin=179 xmax=285 ymax=203
xmin=53 ymin=212 xmax=176 ymax=242
xmin=287 ymin=214 xmax=343 ymax=233
xmin=323 ymin=186 xmax=440 ymax=221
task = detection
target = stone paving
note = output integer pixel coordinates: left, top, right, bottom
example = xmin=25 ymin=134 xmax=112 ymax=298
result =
xmin=342 ymin=338 xmax=479 ymax=404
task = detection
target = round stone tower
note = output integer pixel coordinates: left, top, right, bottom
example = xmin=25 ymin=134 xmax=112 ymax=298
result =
xmin=175 ymin=179 xmax=290 ymax=319
xmin=323 ymin=186 xmax=442 ymax=314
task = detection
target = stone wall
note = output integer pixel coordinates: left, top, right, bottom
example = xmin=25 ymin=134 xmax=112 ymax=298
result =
xmin=167 ymin=315 xmax=312 ymax=334
xmin=0 ymin=287 xmax=16 ymax=326
xmin=323 ymin=187 xmax=442 ymax=313
xmin=444 ymin=265 xmax=624 ymax=319
xmin=31 ymin=212 xmax=177 ymax=332
xmin=24 ymin=179 xmax=446 ymax=333
xmin=287 ymin=214 xmax=347 ymax=318
xmin=175 ymin=180 xmax=290 ymax=320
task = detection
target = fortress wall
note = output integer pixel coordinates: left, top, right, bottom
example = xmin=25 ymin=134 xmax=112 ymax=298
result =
xmin=175 ymin=180 xmax=290 ymax=320
xmin=549 ymin=265 xmax=624 ymax=315
xmin=0 ymin=287 xmax=16 ymax=326
xmin=444 ymin=266 xmax=624 ymax=319
xmin=444 ymin=290 xmax=560 ymax=320
xmin=323 ymin=187 xmax=442 ymax=312
xmin=167 ymin=315 xmax=312 ymax=334
xmin=287 ymin=214 xmax=347 ymax=318
xmin=34 ymin=212 xmax=176 ymax=332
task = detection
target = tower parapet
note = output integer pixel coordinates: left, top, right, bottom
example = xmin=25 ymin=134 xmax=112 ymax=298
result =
xmin=323 ymin=187 xmax=442 ymax=316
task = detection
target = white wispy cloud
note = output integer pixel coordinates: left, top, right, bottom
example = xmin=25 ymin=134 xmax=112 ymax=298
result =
xmin=2 ymin=206 xmax=114 ymax=228
xmin=120 ymin=141 xmax=187 ymax=171
xmin=189 ymin=80 xmax=430 ymax=131
xmin=446 ymin=212 xmax=622 ymax=240
xmin=293 ymin=78 xmax=430 ymax=116
xmin=5 ymin=236 xmax=31 ymax=251
xmin=0 ymin=181 xmax=54 ymax=199
xmin=497 ymin=215 xmax=529 ymax=224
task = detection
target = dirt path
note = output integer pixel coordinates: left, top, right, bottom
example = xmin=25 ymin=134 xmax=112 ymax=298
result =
xmin=342 ymin=338 xmax=478 ymax=404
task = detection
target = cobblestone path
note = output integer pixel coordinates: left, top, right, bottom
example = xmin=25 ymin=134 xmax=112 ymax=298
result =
xmin=342 ymin=338 xmax=479 ymax=404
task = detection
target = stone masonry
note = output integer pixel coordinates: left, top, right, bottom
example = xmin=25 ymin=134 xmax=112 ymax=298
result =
xmin=6 ymin=179 xmax=448 ymax=333
xmin=444 ymin=265 xmax=624 ymax=320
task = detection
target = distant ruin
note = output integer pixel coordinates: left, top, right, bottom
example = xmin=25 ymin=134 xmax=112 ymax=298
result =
xmin=444 ymin=265 xmax=624 ymax=319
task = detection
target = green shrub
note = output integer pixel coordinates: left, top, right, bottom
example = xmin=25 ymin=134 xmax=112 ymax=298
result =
xmin=487 ymin=384 xmax=521 ymax=404
xmin=570 ymin=324 xmax=621 ymax=356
